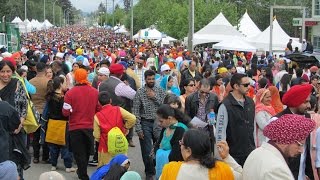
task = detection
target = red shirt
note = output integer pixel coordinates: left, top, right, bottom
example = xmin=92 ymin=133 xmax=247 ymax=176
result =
xmin=63 ymin=85 xmax=101 ymax=131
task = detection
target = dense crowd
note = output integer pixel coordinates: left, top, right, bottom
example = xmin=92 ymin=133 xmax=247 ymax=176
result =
xmin=0 ymin=25 xmax=320 ymax=180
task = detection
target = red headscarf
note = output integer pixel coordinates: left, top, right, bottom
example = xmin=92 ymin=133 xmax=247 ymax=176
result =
xmin=255 ymin=88 xmax=276 ymax=116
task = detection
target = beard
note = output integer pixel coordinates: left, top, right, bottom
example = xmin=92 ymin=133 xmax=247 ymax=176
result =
xmin=146 ymin=82 xmax=154 ymax=88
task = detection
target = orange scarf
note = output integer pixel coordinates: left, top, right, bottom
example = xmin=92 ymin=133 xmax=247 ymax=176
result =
xmin=161 ymin=161 xmax=234 ymax=180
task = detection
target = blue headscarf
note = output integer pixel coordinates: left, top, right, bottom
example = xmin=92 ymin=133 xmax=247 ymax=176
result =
xmin=90 ymin=154 xmax=129 ymax=180
xmin=160 ymin=75 xmax=180 ymax=96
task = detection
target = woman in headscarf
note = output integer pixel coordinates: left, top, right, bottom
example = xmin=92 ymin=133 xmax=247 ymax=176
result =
xmin=254 ymin=88 xmax=276 ymax=147
xmin=268 ymin=85 xmax=284 ymax=114
xmin=90 ymin=154 xmax=130 ymax=180
xmin=160 ymin=75 xmax=180 ymax=96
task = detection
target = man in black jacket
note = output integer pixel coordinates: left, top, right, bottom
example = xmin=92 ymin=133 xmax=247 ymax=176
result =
xmin=216 ymin=73 xmax=255 ymax=166
xmin=185 ymin=78 xmax=219 ymax=120
xmin=180 ymin=60 xmax=202 ymax=90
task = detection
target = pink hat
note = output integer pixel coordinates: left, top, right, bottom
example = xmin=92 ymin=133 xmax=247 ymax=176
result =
xmin=264 ymin=114 xmax=315 ymax=144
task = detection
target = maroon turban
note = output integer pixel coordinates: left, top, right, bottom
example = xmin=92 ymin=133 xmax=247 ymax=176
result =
xmin=264 ymin=114 xmax=315 ymax=144
xmin=282 ymin=84 xmax=312 ymax=107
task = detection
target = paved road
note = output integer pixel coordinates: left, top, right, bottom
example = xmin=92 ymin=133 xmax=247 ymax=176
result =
xmin=24 ymin=135 xmax=145 ymax=180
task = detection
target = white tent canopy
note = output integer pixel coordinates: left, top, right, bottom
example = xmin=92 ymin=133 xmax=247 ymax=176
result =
xmin=213 ymin=37 xmax=257 ymax=52
xmin=249 ymin=19 xmax=301 ymax=51
xmin=42 ymin=19 xmax=54 ymax=28
xmin=12 ymin=17 xmax=23 ymax=24
xmin=133 ymin=27 xmax=162 ymax=39
xmin=193 ymin=12 xmax=245 ymax=45
xmin=238 ymin=11 xmax=261 ymax=38
xmin=113 ymin=25 xmax=128 ymax=34
xmin=154 ymin=35 xmax=177 ymax=45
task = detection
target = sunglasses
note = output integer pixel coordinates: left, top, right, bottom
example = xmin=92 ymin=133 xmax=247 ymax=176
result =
xmin=200 ymin=91 xmax=209 ymax=95
xmin=165 ymin=69 xmax=171 ymax=72
xmin=187 ymin=84 xmax=195 ymax=87
xmin=240 ymin=83 xmax=250 ymax=87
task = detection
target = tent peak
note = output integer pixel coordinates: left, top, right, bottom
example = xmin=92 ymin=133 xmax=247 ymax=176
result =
xmin=208 ymin=12 xmax=232 ymax=27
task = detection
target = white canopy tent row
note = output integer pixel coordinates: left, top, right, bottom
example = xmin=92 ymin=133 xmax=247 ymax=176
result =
xmin=213 ymin=37 xmax=257 ymax=52
xmin=11 ymin=17 xmax=54 ymax=33
xmin=248 ymin=19 xmax=301 ymax=51
xmin=237 ymin=11 xmax=261 ymax=38
xmin=193 ymin=12 xmax=245 ymax=46
xmin=11 ymin=17 xmax=23 ymax=24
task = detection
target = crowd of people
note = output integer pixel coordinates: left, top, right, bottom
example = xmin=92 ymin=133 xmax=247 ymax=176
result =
xmin=0 ymin=25 xmax=320 ymax=180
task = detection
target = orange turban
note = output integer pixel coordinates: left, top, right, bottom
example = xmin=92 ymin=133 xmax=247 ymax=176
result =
xmin=74 ymin=68 xmax=89 ymax=85
xmin=166 ymin=62 xmax=175 ymax=69
xmin=11 ymin=52 xmax=21 ymax=59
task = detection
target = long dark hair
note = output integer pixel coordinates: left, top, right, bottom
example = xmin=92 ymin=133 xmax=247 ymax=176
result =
xmin=182 ymin=129 xmax=216 ymax=169
xmin=181 ymin=78 xmax=195 ymax=95
xmin=265 ymin=67 xmax=274 ymax=85
xmin=157 ymin=104 xmax=191 ymax=126
xmin=46 ymin=76 xmax=65 ymax=101
xmin=280 ymin=74 xmax=291 ymax=92
xmin=103 ymin=164 xmax=127 ymax=180
xmin=163 ymin=94 xmax=182 ymax=109
xmin=0 ymin=60 xmax=15 ymax=72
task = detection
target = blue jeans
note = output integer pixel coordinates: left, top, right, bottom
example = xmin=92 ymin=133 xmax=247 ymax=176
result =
xmin=49 ymin=144 xmax=73 ymax=168
xmin=139 ymin=121 xmax=156 ymax=176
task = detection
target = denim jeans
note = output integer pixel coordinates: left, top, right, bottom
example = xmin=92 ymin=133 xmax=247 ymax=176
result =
xmin=49 ymin=144 xmax=73 ymax=168
xmin=139 ymin=121 xmax=156 ymax=176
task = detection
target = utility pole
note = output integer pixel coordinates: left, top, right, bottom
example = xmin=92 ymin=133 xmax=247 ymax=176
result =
xmin=112 ymin=0 xmax=115 ymax=27
xmin=25 ymin=0 xmax=27 ymax=20
xmin=44 ymin=0 xmax=46 ymax=21
xmin=187 ymin=0 xmax=194 ymax=52
xmin=106 ymin=0 xmax=108 ymax=26
xmin=53 ymin=0 xmax=58 ymax=25
xmin=130 ymin=0 xmax=133 ymax=40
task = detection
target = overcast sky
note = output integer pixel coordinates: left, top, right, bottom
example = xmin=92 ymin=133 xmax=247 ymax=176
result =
xmin=70 ymin=0 xmax=138 ymax=13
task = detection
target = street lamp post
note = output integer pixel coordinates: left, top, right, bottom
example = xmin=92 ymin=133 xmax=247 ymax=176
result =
xmin=44 ymin=0 xmax=46 ymax=21
xmin=25 ymin=0 xmax=27 ymax=20
xmin=64 ymin=9 xmax=70 ymax=26
xmin=52 ymin=0 xmax=58 ymax=25
xmin=130 ymin=0 xmax=133 ymax=40
xmin=187 ymin=0 xmax=194 ymax=52
xmin=112 ymin=0 xmax=115 ymax=27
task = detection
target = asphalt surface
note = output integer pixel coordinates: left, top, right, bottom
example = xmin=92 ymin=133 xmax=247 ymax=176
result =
xmin=24 ymin=135 xmax=145 ymax=180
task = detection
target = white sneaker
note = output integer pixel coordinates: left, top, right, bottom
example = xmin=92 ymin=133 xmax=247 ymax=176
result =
xmin=66 ymin=167 xmax=77 ymax=173
xmin=51 ymin=166 xmax=57 ymax=171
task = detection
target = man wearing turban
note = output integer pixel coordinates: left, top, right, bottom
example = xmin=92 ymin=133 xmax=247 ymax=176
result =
xmin=62 ymin=69 xmax=101 ymax=180
xmin=243 ymin=114 xmax=315 ymax=179
xmin=271 ymin=84 xmax=314 ymax=179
